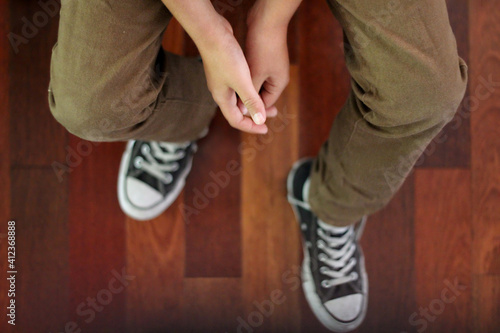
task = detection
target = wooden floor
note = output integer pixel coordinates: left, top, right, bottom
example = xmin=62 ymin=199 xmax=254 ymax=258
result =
xmin=1 ymin=0 xmax=499 ymax=332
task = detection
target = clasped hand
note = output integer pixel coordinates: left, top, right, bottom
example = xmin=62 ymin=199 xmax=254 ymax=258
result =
xmin=199 ymin=14 xmax=289 ymax=134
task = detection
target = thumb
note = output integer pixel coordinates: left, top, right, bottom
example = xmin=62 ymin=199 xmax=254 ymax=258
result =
xmin=236 ymin=80 xmax=267 ymax=125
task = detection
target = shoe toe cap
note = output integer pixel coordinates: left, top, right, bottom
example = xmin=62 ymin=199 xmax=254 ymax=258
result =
xmin=324 ymin=293 xmax=364 ymax=322
xmin=126 ymin=177 xmax=163 ymax=209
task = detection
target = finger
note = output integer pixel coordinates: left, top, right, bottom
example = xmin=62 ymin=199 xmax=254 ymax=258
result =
xmin=237 ymin=98 xmax=248 ymax=115
xmin=261 ymin=80 xmax=287 ymax=109
xmin=266 ymin=106 xmax=278 ymax=118
xmin=235 ymin=77 xmax=267 ymax=125
xmin=238 ymin=97 xmax=276 ymax=118
xmin=216 ymin=91 xmax=268 ymax=134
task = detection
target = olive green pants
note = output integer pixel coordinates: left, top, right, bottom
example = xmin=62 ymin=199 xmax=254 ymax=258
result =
xmin=49 ymin=0 xmax=467 ymax=225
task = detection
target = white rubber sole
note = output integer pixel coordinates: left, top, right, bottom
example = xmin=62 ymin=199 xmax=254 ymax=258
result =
xmin=286 ymin=158 xmax=369 ymax=332
xmin=117 ymin=141 xmax=193 ymax=221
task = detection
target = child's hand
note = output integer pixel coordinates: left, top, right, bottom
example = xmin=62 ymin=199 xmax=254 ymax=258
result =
xmin=246 ymin=9 xmax=290 ymax=111
xmin=161 ymin=1 xmax=270 ymax=134
xmin=198 ymin=17 xmax=270 ymax=134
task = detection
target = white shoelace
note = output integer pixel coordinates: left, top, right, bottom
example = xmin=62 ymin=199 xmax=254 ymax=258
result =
xmin=288 ymin=195 xmax=358 ymax=288
xmin=316 ymin=220 xmax=358 ymax=288
xmin=134 ymin=141 xmax=190 ymax=184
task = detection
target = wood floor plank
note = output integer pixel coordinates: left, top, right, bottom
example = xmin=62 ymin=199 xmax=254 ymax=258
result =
xmin=183 ymin=278 xmax=242 ymax=332
xmin=183 ymin=112 xmax=242 ymax=278
xmin=470 ymin=1 xmax=500 ymax=330
xmin=473 ymin=275 xmax=500 ymax=333
xmin=414 ymin=169 xmax=472 ymax=333
xmin=470 ymin=0 xmax=500 ymax=277
xmin=9 ymin=0 xmax=66 ymax=166
xmin=11 ymin=169 xmax=69 ymax=332
xmin=298 ymin=0 xmax=349 ymax=157
xmin=0 ymin=2 xmax=12 ymax=331
xmin=287 ymin=10 xmax=300 ymax=66
xmin=355 ymin=175 xmax=416 ymax=333
xmin=241 ymin=66 xmax=302 ymax=333
xmin=125 ymin=207 xmax=185 ymax=332
xmin=123 ymin=18 xmax=187 ymax=333
xmin=183 ymin=6 xmax=245 ymax=278
xmin=417 ymin=0 xmax=471 ymax=168
xmin=162 ymin=18 xmax=184 ymax=55
xmin=68 ymin=138 xmax=127 ymax=332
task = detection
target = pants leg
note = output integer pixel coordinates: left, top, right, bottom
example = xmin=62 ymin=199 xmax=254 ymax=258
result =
xmin=48 ymin=0 xmax=217 ymax=143
xmin=309 ymin=0 xmax=468 ymax=225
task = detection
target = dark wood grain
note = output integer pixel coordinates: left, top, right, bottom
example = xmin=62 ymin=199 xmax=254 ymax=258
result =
xmin=470 ymin=0 xmax=500 ymax=277
xmin=68 ymin=138 xmax=126 ymax=332
xmin=470 ymin=1 xmax=500 ymax=331
xmin=11 ymin=169 xmax=69 ymax=332
xmin=183 ymin=3 xmax=247 ymax=278
xmin=241 ymin=66 xmax=302 ymax=333
xmin=355 ymin=174 xmax=416 ymax=333
xmin=414 ymin=169 xmax=472 ymax=333
xmin=183 ymin=278 xmax=242 ymax=332
xmin=0 ymin=2 xmax=11 ymax=331
xmin=125 ymin=208 xmax=185 ymax=332
xmin=287 ymin=10 xmax=300 ymax=66
xmin=162 ymin=17 xmax=184 ymax=55
xmin=184 ymin=113 xmax=242 ymax=277
xmin=298 ymin=0 xmax=349 ymax=157
xmin=473 ymin=276 xmax=500 ymax=333
xmin=9 ymin=0 xmax=66 ymax=166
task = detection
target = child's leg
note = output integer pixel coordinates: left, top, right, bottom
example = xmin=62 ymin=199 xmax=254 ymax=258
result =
xmin=309 ymin=0 xmax=468 ymax=225
xmin=49 ymin=0 xmax=216 ymax=143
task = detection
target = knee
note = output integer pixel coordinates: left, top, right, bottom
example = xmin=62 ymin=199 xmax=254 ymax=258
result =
xmin=48 ymin=86 xmax=133 ymax=142
xmin=363 ymin=59 xmax=468 ymax=135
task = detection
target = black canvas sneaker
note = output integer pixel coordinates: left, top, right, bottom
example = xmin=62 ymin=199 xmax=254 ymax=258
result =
xmin=287 ymin=158 xmax=368 ymax=332
xmin=118 ymin=134 xmax=202 ymax=221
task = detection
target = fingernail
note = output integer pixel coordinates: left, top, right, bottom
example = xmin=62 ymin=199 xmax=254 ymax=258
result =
xmin=253 ymin=113 xmax=265 ymax=125
xmin=241 ymin=105 xmax=248 ymax=115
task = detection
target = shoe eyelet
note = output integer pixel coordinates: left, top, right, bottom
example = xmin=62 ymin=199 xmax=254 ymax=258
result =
xmin=319 ymin=266 xmax=328 ymax=274
xmin=351 ymin=272 xmax=359 ymax=280
xmin=163 ymin=173 xmax=173 ymax=184
xmin=321 ymin=280 xmax=330 ymax=288
xmin=134 ymin=157 xmax=144 ymax=169
xmin=318 ymin=253 xmax=327 ymax=262
xmin=317 ymin=240 xmax=325 ymax=248
xmin=141 ymin=144 xmax=150 ymax=155
xmin=301 ymin=223 xmax=307 ymax=231
xmin=172 ymin=162 xmax=179 ymax=172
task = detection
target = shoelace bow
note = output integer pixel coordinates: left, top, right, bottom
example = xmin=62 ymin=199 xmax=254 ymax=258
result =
xmin=288 ymin=195 xmax=358 ymax=289
xmin=134 ymin=141 xmax=190 ymax=184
